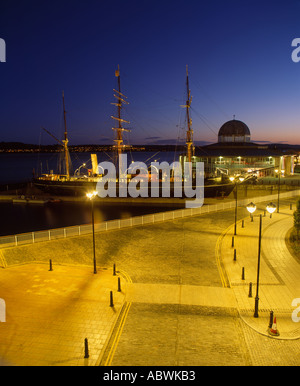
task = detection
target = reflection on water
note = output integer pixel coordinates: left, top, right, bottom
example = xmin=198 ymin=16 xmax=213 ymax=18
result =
xmin=0 ymin=201 xmax=184 ymax=236
xmin=0 ymin=151 xmax=179 ymax=184
xmin=0 ymin=151 xmax=184 ymax=236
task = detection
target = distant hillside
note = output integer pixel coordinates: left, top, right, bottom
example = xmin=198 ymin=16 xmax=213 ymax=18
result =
xmin=0 ymin=141 xmax=299 ymax=153
xmin=0 ymin=142 xmax=186 ymax=153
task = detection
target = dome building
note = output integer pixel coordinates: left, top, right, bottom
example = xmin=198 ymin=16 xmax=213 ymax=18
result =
xmin=189 ymin=118 xmax=296 ymax=178
xmin=218 ymin=119 xmax=251 ymax=143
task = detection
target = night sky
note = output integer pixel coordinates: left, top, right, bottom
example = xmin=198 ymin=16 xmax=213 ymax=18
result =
xmin=1 ymin=0 xmax=300 ymax=146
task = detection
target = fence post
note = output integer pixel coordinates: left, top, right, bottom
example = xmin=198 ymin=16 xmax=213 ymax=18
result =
xmin=248 ymin=282 xmax=252 ymax=297
xmin=268 ymin=311 xmax=274 ymax=329
xmin=15 ymin=235 xmax=18 ymax=246
xmin=84 ymin=338 xmax=89 ymax=358
xmin=110 ymin=291 xmax=114 ymax=307
xmin=242 ymin=267 xmax=245 ymax=280
xmin=32 ymin=232 xmax=35 ymax=244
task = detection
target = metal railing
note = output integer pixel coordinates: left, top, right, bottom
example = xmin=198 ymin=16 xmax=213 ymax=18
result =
xmin=0 ymin=189 xmax=299 ymax=249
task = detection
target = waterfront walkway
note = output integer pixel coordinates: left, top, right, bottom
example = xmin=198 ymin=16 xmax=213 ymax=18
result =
xmin=219 ymin=205 xmax=300 ymax=340
xmin=0 ymin=200 xmax=299 ymax=366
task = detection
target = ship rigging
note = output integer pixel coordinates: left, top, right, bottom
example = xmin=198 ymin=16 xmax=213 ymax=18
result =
xmin=33 ymin=66 xmax=235 ymax=199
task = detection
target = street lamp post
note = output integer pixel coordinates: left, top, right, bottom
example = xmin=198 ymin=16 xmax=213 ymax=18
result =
xmin=86 ymin=191 xmax=98 ymax=274
xmin=277 ymin=168 xmax=281 ymax=213
xmin=229 ymin=177 xmax=237 ymax=234
xmin=275 ymin=159 xmax=284 ymax=213
xmin=246 ymin=202 xmax=256 ymax=222
xmin=247 ymin=202 xmax=260 ymax=317
xmin=246 ymin=202 xmax=276 ymax=318
xmin=230 ymin=176 xmax=245 ymax=235
xmin=254 ymin=213 xmax=262 ymax=318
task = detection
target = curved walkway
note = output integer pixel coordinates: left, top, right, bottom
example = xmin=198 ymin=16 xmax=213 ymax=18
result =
xmin=219 ymin=205 xmax=300 ymax=339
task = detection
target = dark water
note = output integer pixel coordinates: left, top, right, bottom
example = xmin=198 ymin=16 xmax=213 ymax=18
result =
xmin=0 ymin=200 xmax=184 ymax=236
xmin=0 ymin=151 xmax=183 ymax=236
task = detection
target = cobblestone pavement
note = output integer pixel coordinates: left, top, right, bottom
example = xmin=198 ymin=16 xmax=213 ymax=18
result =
xmin=1 ymin=197 xmax=299 ymax=366
xmin=0 ymin=265 xmax=124 ymax=366
xmin=241 ymin=322 xmax=300 ymax=366
xmin=104 ymin=303 xmax=253 ymax=366
xmin=101 ymin=199 xmax=300 ymax=366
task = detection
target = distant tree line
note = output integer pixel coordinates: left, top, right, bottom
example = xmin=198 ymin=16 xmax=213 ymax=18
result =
xmin=0 ymin=142 xmax=186 ymax=153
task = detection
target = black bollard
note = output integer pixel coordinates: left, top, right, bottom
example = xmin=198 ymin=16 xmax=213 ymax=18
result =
xmin=117 ymin=277 xmax=121 ymax=292
xmin=242 ymin=220 xmax=244 ymax=228
xmin=269 ymin=311 xmax=274 ymax=329
xmin=232 ymin=236 xmax=234 ymax=248
xmin=110 ymin=291 xmax=114 ymax=307
xmin=113 ymin=263 xmax=116 ymax=276
xmin=49 ymin=259 xmax=53 ymax=271
xmin=242 ymin=267 xmax=245 ymax=280
xmin=248 ymin=282 xmax=252 ymax=297
xmin=233 ymin=249 xmax=237 ymax=261
xmin=84 ymin=338 xmax=89 ymax=358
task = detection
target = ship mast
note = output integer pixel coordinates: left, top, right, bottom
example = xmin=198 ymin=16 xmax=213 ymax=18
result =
xmin=62 ymin=90 xmax=70 ymax=179
xmin=184 ymin=65 xmax=194 ymax=163
xmin=111 ymin=65 xmax=130 ymax=168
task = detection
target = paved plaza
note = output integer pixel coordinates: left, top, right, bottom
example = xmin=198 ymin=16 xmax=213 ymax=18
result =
xmin=0 ymin=196 xmax=300 ymax=366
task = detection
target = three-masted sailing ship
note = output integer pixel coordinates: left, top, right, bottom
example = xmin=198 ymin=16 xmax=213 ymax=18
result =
xmin=33 ymin=66 xmax=235 ymax=199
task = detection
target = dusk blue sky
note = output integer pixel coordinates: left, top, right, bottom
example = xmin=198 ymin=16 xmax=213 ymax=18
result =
xmin=1 ymin=0 xmax=300 ymax=146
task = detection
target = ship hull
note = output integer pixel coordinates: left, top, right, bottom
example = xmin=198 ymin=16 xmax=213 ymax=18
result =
xmin=33 ymin=178 xmax=235 ymax=199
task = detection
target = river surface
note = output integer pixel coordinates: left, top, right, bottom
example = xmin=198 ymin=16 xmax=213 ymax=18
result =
xmin=0 ymin=200 xmax=184 ymax=237
xmin=0 ymin=151 xmax=179 ymax=184
xmin=0 ymin=151 xmax=184 ymax=236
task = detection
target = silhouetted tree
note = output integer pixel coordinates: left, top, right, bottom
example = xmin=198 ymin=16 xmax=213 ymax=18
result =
xmin=293 ymin=199 xmax=300 ymax=240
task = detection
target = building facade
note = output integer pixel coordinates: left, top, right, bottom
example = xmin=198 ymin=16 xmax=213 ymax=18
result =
xmin=181 ymin=119 xmax=296 ymax=179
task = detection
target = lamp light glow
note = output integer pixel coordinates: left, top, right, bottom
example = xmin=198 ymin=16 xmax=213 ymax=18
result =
xmin=86 ymin=191 xmax=97 ymax=199
xmin=266 ymin=202 xmax=276 ymax=214
xmin=246 ymin=202 xmax=257 ymax=214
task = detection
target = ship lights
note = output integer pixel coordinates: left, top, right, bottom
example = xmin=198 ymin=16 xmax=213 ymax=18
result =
xmin=86 ymin=191 xmax=97 ymax=199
